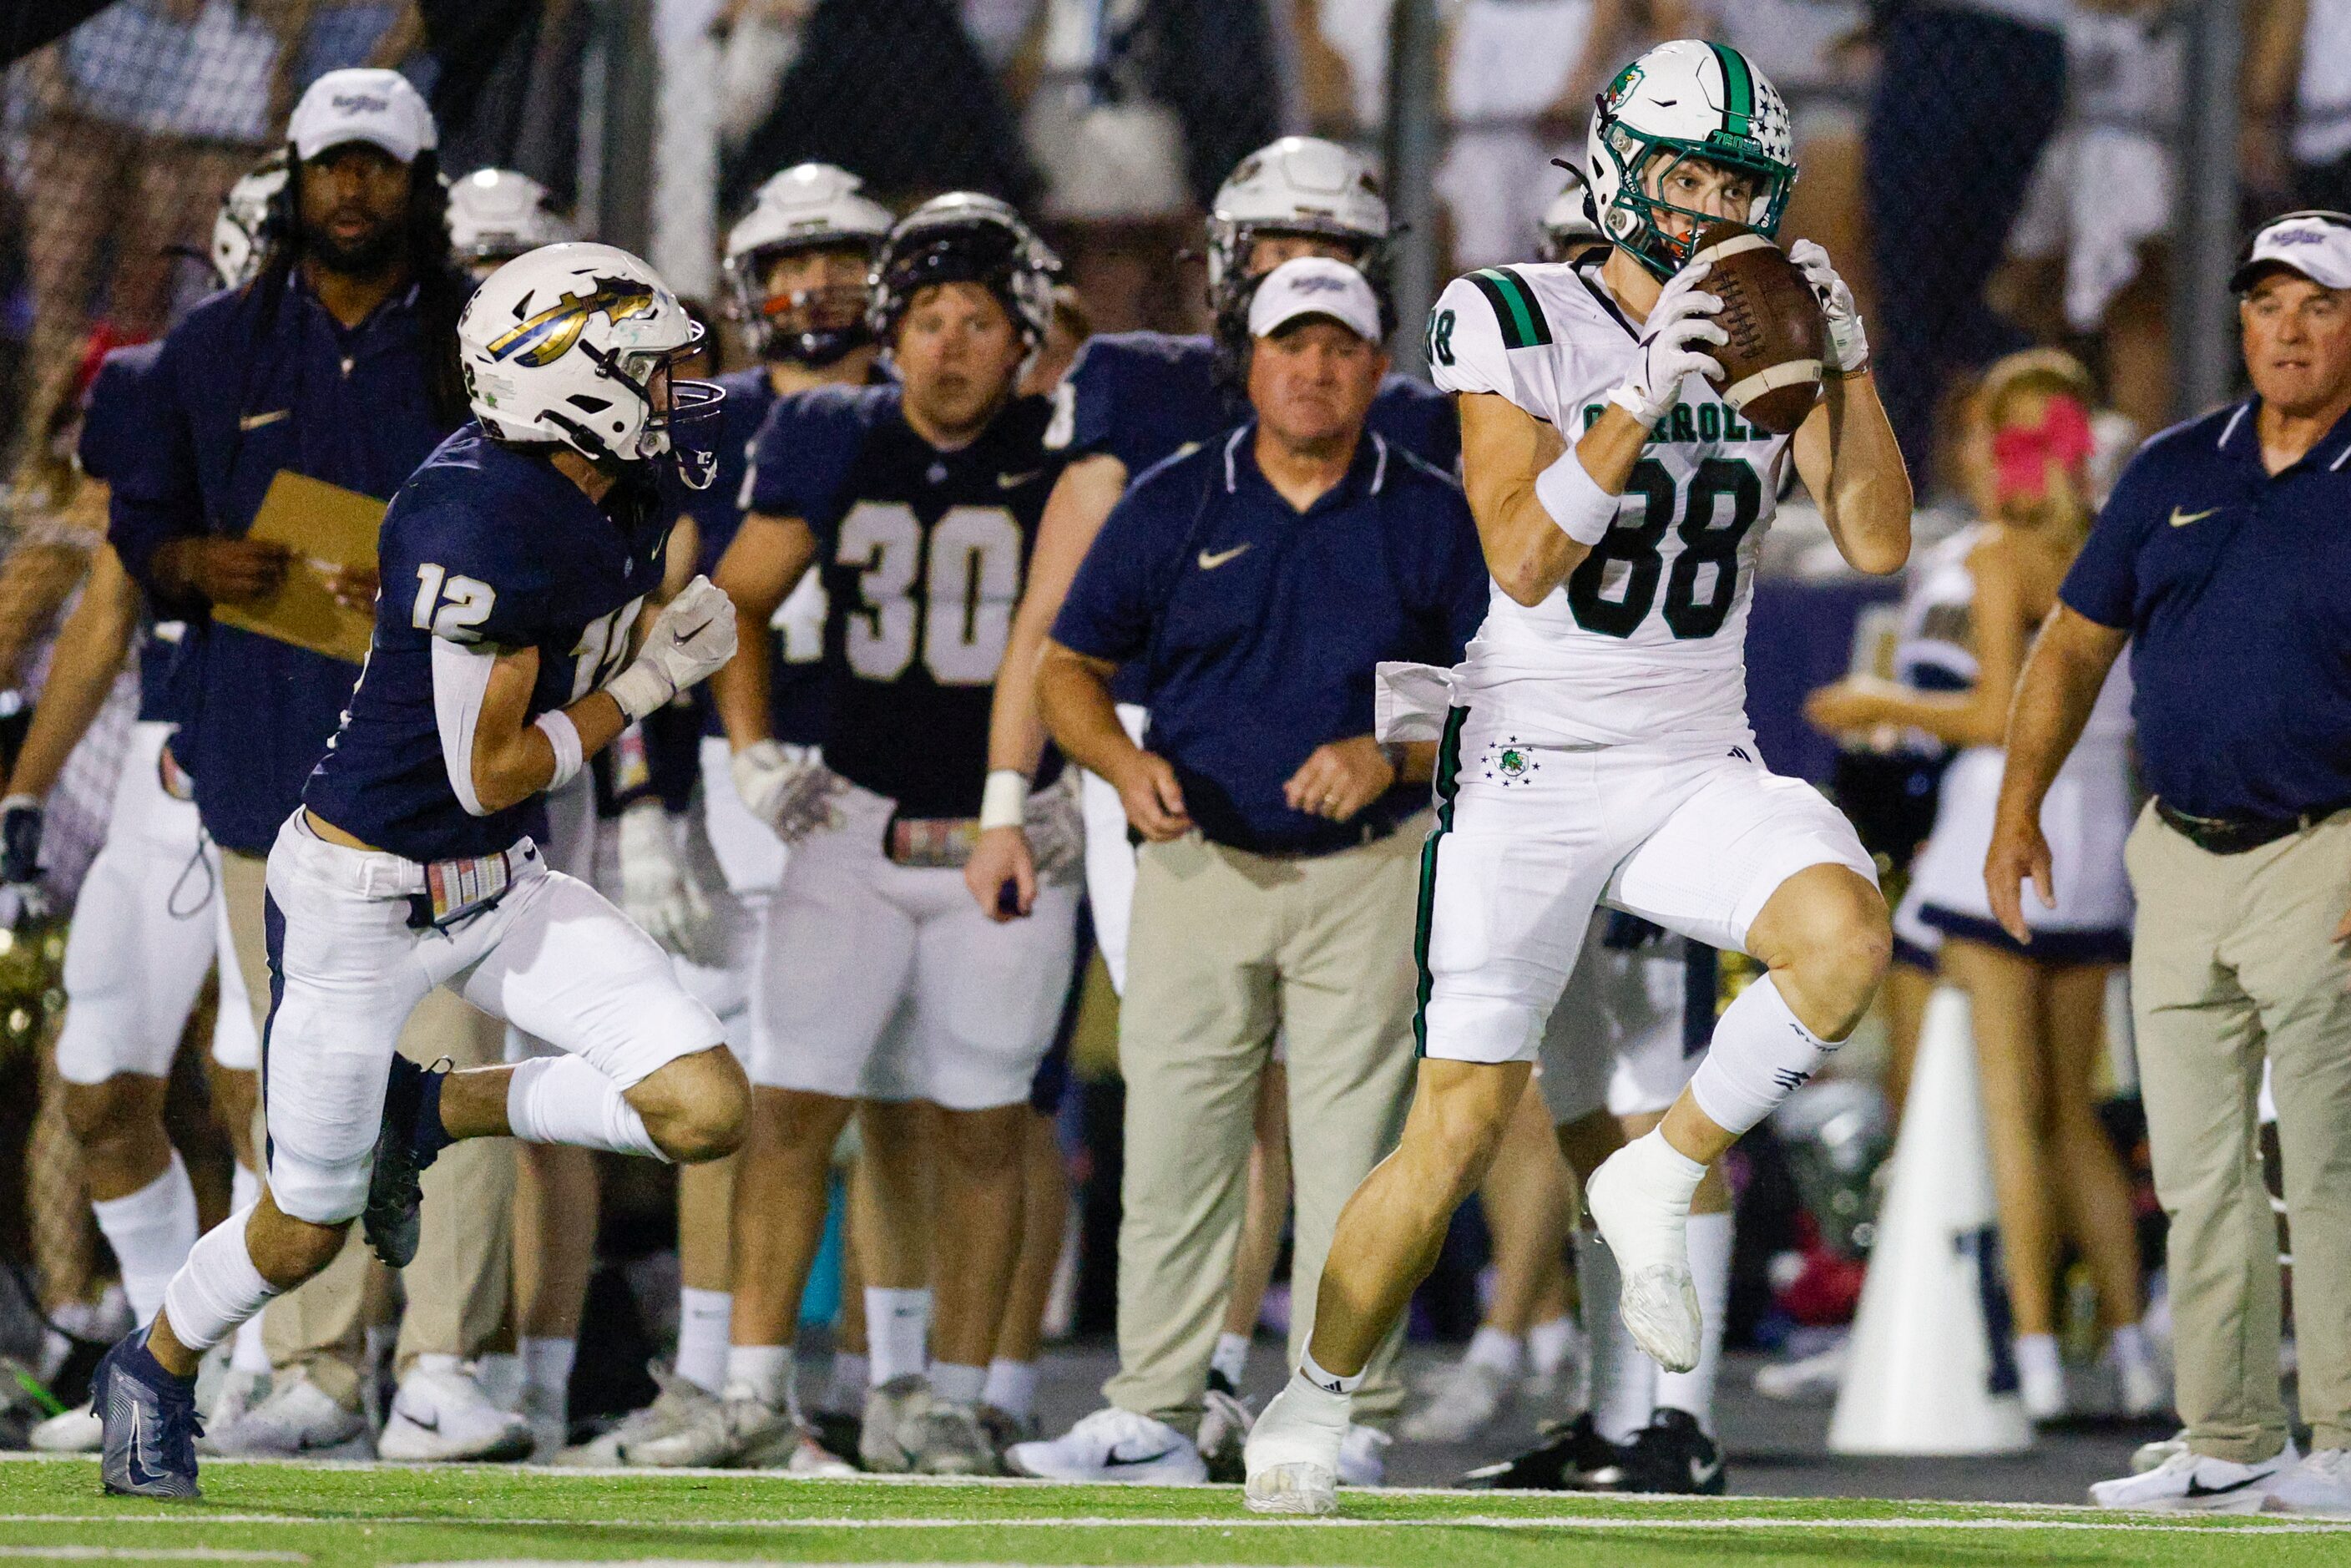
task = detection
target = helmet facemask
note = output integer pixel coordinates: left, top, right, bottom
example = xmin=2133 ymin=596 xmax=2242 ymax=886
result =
xmin=560 ymin=324 xmax=726 ymax=490
xmin=728 ymin=240 xmax=876 ymax=367
xmin=1598 ymin=129 xmax=1792 ymax=278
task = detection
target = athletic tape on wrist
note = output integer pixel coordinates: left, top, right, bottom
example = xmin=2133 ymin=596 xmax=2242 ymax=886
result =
xmin=534 ymin=711 xmax=584 ymax=790
xmin=979 ymin=769 xmax=1029 ymax=832
xmin=604 ymin=662 xmax=670 ymax=723
xmin=1534 ymin=448 xmax=1624 ymax=547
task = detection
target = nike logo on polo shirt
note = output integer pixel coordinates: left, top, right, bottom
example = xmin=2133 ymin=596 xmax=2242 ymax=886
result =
xmin=1197 ymin=544 xmax=1253 ymax=570
xmin=2169 ymin=506 xmax=2219 ymax=528
xmin=998 ymin=469 xmax=1044 ymax=489
xmin=240 ymin=409 xmax=291 ymax=432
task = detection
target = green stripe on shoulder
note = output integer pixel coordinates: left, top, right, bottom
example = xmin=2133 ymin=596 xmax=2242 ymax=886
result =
xmin=1466 ymin=268 xmax=1553 ymax=351
xmin=1710 ymin=41 xmax=1755 ymax=135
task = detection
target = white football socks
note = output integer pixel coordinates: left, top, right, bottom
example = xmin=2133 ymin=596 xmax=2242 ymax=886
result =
xmin=1526 ymin=1313 xmax=1581 ymax=1383
xmin=92 ymin=1152 xmax=199 ymax=1325
xmin=822 ymin=1352 xmax=868 ymax=1414
xmin=225 ymin=1166 xmax=271 ymax=1373
xmin=1653 ymin=1210 xmax=1733 ymax=1434
xmin=1577 ymin=1230 xmax=1652 ymax=1442
xmin=983 ymin=1357 xmax=1038 ymax=1422
xmin=724 ymin=1343 xmax=793 ymax=1411
xmin=1210 ymin=1330 xmax=1252 ymax=1389
xmin=159 ymin=1206 xmax=277 ymax=1353
xmin=521 ymin=1336 xmax=576 ymax=1409
xmin=505 ymin=1056 xmax=664 ymax=1160
xmin=866 ymin=1287 xmax=932 ymax=1387
xmin=1688 ymin=974 xmax=1836 ymax=1134
xmin=930 ymin=1360 xmax=986 ymax=1409
xmin=675 ymin=1287 xmax=732 ymax=1395
xmin=1464 ymin=1324 xmax=1524 ymax=1377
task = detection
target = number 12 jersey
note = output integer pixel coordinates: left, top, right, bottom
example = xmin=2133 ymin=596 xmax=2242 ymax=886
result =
xmin=1427 ymin=255 xmax=1793 ymax=748
xmin=747 ymin=382 xmax=1062 ymax=819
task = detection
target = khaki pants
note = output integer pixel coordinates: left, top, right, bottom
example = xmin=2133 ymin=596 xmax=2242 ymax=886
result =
xmin=1104 ymin=817 xmax=1426 ymax=1433
xmin=222 ymin=851 xmax=513 ymax=1406
xmin=2126 ymin=804 xmax=2351 ymax=1459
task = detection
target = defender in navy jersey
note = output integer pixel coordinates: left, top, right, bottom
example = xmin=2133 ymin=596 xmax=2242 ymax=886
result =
xmin=694 ymin=194 xmax=1077 ymax=1478
xmin=102 ymin=243 xmax=750 ymax=1502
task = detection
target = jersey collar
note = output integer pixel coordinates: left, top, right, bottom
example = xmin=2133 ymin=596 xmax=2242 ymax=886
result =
xmin=2217 ymin=397 xmax=2351 ymax=476
xmin=1223 ymin=423 xmax=1391 ymax=510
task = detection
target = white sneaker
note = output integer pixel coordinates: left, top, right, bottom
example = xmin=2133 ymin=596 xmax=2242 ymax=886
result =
xmin=1337 ymin=1423 xmax=1389 ymax=1487
xmin=205 ymin=1370 xmax=372 ymax=1457
xmin=377 ymin=1360 xmax=534 ymax=1463
xmin=2264 ymin=1449 xmax=2351 ymax=1516
xmin=1754 ymin=1341 xmax=1847 ymax=1403
xmin=1585 ymin=1146 xmax=1700 ymax=1373
xmin=556 ymin=1364 xmax=709 ymax=1467
xmin=1241 ymin=1382 xmax=1343 ymax=1515
xmin=1008 ymin=1406 xmax=1208 ymax=1484
xmin=2132 ymin=1429 xmax=2188 ymax=1474
xmin=2088 ymin=1440 xmax=2296 ymax=1512
xmin=28 ymin=1401 xmax=101 ymax=1452
xmin=2018 ymin=1348 xmax=2065 ymax=1422
xmin=206 ymin=1368 xmax=268 ymax=1436
xmin=1399 ymin=1357 xmax=1513 ymax=1443
xmin=860 ymin=1375 xmax=933 ymax=1474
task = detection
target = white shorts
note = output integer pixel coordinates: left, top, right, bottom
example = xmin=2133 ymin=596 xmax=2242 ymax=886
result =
xmin=210 ymin=887 xmax=260 ymax=1072
xmin=503 ymin=772 xmax=601 ymax=1065
xmin=262 ymin=811 xmax=726 ymax=1223
xmin=748 ymin=785 xmax=1078 ymax=1110
xmin=1418 ymin=710 xmax=1876 ymax=1065
xmin=55 ymin=723 xmax=226 ymax=1084
xmin=1909 ymin=744 xmax=2134 ymax=960
xmin=1079 ymin=704 xmax=1147 ymax=994
xmin=1537 ymin=914 xmax=1701 ymax=1125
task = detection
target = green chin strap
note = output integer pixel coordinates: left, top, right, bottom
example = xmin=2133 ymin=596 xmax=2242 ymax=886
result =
xmin=1602 ymin=133 xmax=1794 ymax=280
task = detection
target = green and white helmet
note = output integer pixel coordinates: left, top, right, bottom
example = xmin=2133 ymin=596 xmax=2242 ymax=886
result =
xmin=1584 ymin=38 xmax=1795 ymax=278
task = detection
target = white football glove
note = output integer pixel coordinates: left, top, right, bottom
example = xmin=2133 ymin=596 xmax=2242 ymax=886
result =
xmin=1787 ymin=240 xmax=1868 ymax=376
xmin=1022 ymin=771 xmax=1086 ymax=881
xmin=1607 ymin=259 xmax=1727 ymax=427
xmin=729 ymin=738 xmax=847 ymax=842
xmin=606 ymin=576 xmax=739 ymax=722
xmin=616 ymin=799 xmax=723 ymax=965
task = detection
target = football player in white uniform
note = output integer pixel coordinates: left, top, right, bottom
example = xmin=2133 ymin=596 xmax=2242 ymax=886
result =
xmin=1244 ymin=38 xmax=1910 ymax=1514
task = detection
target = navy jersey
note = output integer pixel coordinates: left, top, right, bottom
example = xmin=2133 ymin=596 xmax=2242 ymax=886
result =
xmin=305 ymin=426 xmax=669 ymax=862
xmin=749 ymin=383 xmax=1061 ymax=818
xmin=82 ymin=342 xmax=194 ymax=728
xmin=1046 ymin=331 xmax=1462 ymax=478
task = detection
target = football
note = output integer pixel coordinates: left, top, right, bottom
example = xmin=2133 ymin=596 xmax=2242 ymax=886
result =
xmin=1690 ymin=221 xmax=1827 ymax=435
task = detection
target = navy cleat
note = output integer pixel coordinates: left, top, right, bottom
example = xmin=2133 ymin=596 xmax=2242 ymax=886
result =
xmin=95 ymin=1327 xmax=203 ymax=1500
xmin=363 ymin=1053 xmax=453 ymax=1267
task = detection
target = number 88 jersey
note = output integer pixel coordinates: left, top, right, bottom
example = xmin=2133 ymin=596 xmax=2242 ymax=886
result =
xmin=1426 ymin=255 xmax=1791 ymax=747
xmin=747 ymin=382 xmax=1062 ymax=819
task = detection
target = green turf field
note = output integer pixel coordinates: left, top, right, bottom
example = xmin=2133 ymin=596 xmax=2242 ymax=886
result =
xmin=3 ymin=1456 xmax=2346 ymax=1567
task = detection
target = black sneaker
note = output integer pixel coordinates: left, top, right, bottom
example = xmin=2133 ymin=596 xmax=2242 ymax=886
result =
xmin=1459 ymin=1411 xmax=1628 ymax=1490
xmin=95 ymin=1328 xmax=203 ymax=1500
xmin=1616 ymin=1407 xmax=1727 ymax=1495
xmin=363 ymin=1054 xmax=451 ymax=1267
xmin=811 ymin=1407 xmax=864 ymax=1468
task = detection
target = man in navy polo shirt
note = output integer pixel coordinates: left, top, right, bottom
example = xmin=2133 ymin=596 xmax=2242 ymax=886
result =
xmin=1989 ymin=210 xmax=2351 ymax=1515
xmin=1009 ymin=259 xmax=1488 ymax=1484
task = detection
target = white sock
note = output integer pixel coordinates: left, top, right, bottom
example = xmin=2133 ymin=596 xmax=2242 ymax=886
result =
xmin=2109 ymin=1322 xmax=2153 ymax=1368
xmin=1297 ymin=1347 xmax=1363 ymax=1396
xmin=675 ymin=1287 xmax=732 ymax=1394
xmin=1688 ymin=974 xmax=1835 ymax=1135
xmin=92 ymin=1152 xmax=200 ymax=1325
xmin=1527 ymin=1314 xmax=1580 ymax=1381
xmin=1464 ymin=1324 xmax=1524 ymax=1377
xmin=724 ymin=1343 xmax=793 ymax=1411
xmin=1578 ymin=1229 xmax=1652 ymax=1444
xmin=866 ymin=1287 xmax=932 ymax=1386
xmin=983 ymin=1357 xmax=1038 ymax=1421
xmin=521 ymin=1336 xmax=576 ymax=1406
xmin=1210 ymin=1331 xmax=1251 ymax=1388
xmin=159 ymin=1206 xmax=278 ymax=1353
xmin=505 ymin=1056 xmax=665 ymax=1160
xmin=226 ymin=1166 xmax=267 ymax=1378
xmin=822 ymin=1352 xmax=868 ymax=1414
xmin=1653 ymin=1211 xmax=1733 ymax=1434
xmin=475 ymin=1351 xmax=523 ymax=1411
xmin=1282 ymin=1350 xmax=1358 ymax=1437
xmin=930 ymin=1359 xmax=985 ymax=1408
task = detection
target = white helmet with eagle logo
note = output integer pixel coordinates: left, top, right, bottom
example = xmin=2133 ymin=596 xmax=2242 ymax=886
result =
xmin=1584 ymin=38 xmax=1795 ymax=277
xmin=458 ymin=241 xmax=724 ymax=488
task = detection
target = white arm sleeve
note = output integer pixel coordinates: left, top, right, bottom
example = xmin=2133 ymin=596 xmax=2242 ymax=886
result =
xmin=431 ymin=636 xmax=500 ymax=817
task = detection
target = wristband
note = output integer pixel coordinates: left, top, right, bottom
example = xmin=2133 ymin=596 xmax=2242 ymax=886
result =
xmin=979 ymin=769 xmax=1029 ymax=832
xmin=534 ymin=711 xmax=585 ymax=790
xmin=604 ymin=662 xmax=671 ymax=723
xmin=1534 ymin=448 xmax=1624 ymax=547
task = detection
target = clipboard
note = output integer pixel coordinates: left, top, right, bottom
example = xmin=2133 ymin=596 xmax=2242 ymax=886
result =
xmin=211 ymin=471 xmax=386 ymax=665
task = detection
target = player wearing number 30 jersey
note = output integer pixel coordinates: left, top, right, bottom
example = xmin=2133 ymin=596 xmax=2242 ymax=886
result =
xmin=1243 ymin=39 xmax=1914 ymax=1517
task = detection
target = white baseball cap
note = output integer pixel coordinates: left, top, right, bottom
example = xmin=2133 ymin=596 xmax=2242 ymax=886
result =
xmin=288 ymin=68 xmax=437 ymax=164
xmin=1248 ymin=256 xmax=1383 ymax=342
xmin=2231 ymin=210 xmax=2351 ymax=292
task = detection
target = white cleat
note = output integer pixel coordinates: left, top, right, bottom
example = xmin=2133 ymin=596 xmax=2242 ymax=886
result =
xmin=1337 ymin=1423 xmax=1390 ymax=1487
xmin=2132 ymin=1429 xmax=2188 ymax=1474
xmin=556 ymin=1365 xmax=708 ymax=1467
xmin=205 ymin=1368 xmax=268 ymax=1436
xmin=1008 ymin=1406 xmax=1207 ymax=1484
xmin=624 ymin=1391 xmax=790 ymax=1469
xmin=1585 ymin=1149 xmax=1700 ymax=1373
xmin=2263 ymin=1449 xmax=2351 ymax=1516
xmin=377 ymin=1359 xmax=534 ymax=1463
xmin=28 ymin=1401 xmax=102 ymax=1452
xmin=859 ymin=1374 xmax=933 ymax=1474
xmin=1241 ymin=1383 xmax=1344 ymax=1516
xmin=1753 ymin=1340 xmax=1847 ymax=1403
xmin=2089 ymin=1440 xmax=2296 ymax=1513
xmin=205 ymin=1370 xmax=372 ymax=1457
xmin=1398 ymin=1357 xmax=1513 ymax=1444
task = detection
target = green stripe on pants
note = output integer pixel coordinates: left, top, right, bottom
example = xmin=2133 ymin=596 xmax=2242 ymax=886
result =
xmin=1413 ymin=706 xmax=1469 ymax=1057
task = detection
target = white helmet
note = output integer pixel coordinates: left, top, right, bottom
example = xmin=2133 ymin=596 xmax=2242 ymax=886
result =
xmin=1206 ymin=136 xmax=1389 ymax=300
xmin=724 ymin=163 xmax=893 ymax=364
xmin=448 ymin=169 xmax=577 ymax=272
xmin=1585 ymin=38 xmax=1795 ymax=277
xmin=458 ymin=242 xmax=724 ymax=488
xmin=1538 ymin=169 xmax=1606 ymax=263
xmin=212 ymin=151 xmax=289 ymax=290
xmin=867 ymin=193 xmax=1060 ymax=350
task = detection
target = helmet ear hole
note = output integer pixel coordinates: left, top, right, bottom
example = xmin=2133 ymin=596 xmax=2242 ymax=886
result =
xmin=569 ymin=394 xmax=612 ymax=413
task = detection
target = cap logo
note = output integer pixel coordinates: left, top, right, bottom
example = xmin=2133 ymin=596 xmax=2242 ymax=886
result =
xmin=331 ymin=93 xmax=391 ymax=115
xmin=486 ymin=276 xmax=659 ymax=367
xmin=2274 ymin=227 xmax=2326 ymax=246
xmin=1291 ymin=274 xmax=1350 ymax=295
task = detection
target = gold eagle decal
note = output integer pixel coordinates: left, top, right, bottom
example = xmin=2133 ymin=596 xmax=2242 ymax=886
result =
xmin=485 ymin=276 xmax=660 ymax=367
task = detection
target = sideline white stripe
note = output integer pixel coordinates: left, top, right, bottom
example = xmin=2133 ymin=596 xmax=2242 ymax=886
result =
xmin=0 ymin=1551 xmax=304 ymax=1561
xmin=1 ymin=1514 xmax=2346 ymax=1535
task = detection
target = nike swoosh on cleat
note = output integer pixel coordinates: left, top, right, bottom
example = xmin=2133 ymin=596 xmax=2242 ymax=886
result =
xmin=1105 ymin=1446 xmax=1180 ymax=1467
xmin=401 ymin=1410 xmax=440 ymax=1434
xmin=1689 ymin=1454 xmax=1724 ymax=1485
xmin=2185 ymin=1472 xmax=2268 ymax=1498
